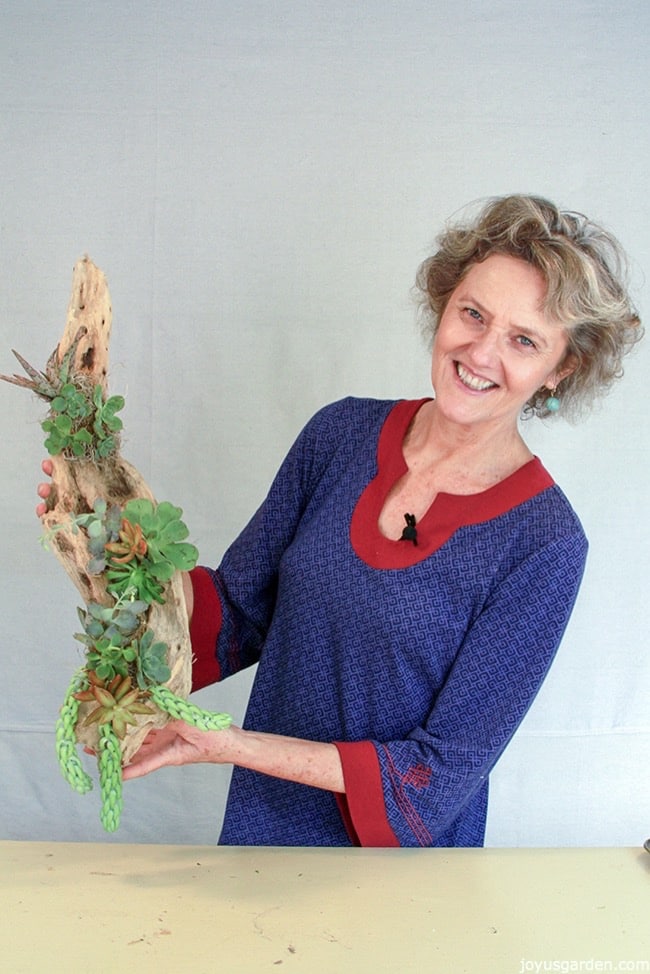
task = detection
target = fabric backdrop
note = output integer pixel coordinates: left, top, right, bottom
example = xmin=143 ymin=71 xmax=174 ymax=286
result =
xmin=1 ymin=0 xmax=647 ymax=846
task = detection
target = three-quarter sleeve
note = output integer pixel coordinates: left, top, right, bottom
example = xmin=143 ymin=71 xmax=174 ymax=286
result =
xmin=187 ymin=399 xmax=356 ymax=693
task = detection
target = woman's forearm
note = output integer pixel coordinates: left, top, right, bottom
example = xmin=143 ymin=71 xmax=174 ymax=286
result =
xmin=227 ymin=725 xmax=345 ymax=793
xmin=123 ymin=720 xmax=346 ymax=794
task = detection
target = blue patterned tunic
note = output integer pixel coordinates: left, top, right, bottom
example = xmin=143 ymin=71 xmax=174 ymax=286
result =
xmin=189 ymin=398 xmax=588 ymax=846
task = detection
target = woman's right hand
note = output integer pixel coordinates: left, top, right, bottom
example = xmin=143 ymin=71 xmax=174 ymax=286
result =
xmin=36 ymin=458 xmax=53 ymax=517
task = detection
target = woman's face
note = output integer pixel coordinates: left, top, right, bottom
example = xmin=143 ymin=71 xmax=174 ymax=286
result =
xmin=430 ymin=253 xmax=573 ymax=434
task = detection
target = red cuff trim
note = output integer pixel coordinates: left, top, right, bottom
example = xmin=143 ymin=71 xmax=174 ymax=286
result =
xmin=188 ymin=567 xmax=223 ymax=692
xmin=334 ymin=741 xmax=399 ymax=847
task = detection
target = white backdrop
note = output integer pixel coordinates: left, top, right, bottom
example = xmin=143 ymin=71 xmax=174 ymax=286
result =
xmin=1 ymin=1 xmax=648 ymax=847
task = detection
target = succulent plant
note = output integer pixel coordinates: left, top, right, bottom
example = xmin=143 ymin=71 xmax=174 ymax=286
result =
xmin=103 ymin=499 xmax=197 ymax=604
xmin=74 ymin=596 xmax=147 ymax=681
xmin=151 ymin=685 xmax=232 ymax=731
xmin=4 ymin=321 xmax=234 ymax=834
xmin=76 ymin=597 xmax=147 ymax=644
xmin=51 ymin=381 xmax=93 ymax=420
xmin=105 ymin=561 xmax=166 ymax=604
xmin=104 ymin=518 xmax=148 ymax=563
xmin=1 ymin=334 xmax=126 ymax=462
xmin=41 ymin=413 xmax=94 ymax=457
xmin=73 ymin=498 xmax=123 ymax=574
xmin=75 ymin=672 xmax=155 ymax=739
xmin=85 ymin=638 xmax=137 ymax=682
xmin=98 ymin=722 xmax=123 ymax=832
xmin=119 ymin=499 xmax=199 ymax=581
xmin=56 ymin=671 xmax=94 ymax=795
xmin=134 ymin=629 xmax=171 ymax=688
xmin=91 ymin=384 xmax=124 ymax=458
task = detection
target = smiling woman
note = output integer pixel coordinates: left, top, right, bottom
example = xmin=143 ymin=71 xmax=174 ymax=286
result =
xmin=38 ymin=194 xmax=642 ymax=848
xmin=416 ymin=195 xmax=642 ymax=421
xmin=429 ymin=254 xmax=574 ymax=444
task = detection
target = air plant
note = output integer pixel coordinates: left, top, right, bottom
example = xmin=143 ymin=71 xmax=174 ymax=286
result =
xmin=0 ymin=330 xmax=84 ymax=401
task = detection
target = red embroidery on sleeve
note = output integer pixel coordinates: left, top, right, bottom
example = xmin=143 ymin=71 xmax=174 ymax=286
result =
xmin=383 ymin=747 xmax=432 ymax=847
xmin=401 ymin=763 xmax=432 ymax=791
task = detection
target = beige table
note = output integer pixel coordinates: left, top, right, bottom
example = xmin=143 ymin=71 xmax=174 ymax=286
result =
xmin=1 ymin=841 xmax=648 ymax=973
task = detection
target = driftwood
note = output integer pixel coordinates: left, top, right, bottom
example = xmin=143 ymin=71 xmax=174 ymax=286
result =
xmin=3 ymin=258 xmax=192 ymax=764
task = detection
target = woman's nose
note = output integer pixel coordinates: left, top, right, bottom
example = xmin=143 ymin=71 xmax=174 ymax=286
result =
xmin=467 ymin=327 xmax=500 ymax=365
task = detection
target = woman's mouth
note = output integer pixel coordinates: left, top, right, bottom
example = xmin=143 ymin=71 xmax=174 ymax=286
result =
xmin=455 ymin=362 xmax=498 ymax=392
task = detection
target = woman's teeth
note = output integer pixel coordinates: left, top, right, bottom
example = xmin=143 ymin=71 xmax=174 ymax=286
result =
xmin=456 ymin=363 xmax=496 ymax=392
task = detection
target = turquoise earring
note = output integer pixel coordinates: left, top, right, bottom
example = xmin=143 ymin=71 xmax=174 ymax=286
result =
xmin=545 ymin=388 xmax=560 ymax=412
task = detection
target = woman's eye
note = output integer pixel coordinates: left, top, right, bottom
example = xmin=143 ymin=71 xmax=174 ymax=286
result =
xmin=465 ymin=307 xmax=482 ymax=321
xmin=516 ymin=335 xmax=536 ymax=349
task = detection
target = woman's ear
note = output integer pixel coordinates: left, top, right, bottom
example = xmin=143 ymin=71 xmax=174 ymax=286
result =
xmin=547 ymin=352 xmax=578 ymax=389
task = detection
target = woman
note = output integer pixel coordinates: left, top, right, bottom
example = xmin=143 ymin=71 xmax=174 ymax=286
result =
xmin=39 ymin=194 xmax=642 ymax=847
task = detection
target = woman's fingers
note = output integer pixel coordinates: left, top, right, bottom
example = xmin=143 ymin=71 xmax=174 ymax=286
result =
xmin=36 ymin=458 xmax=53 ymax=517
xmin=122 ymin=727 xmax=181 ymax=780
xmin=36 ymin=492 xmax=49 ymax=517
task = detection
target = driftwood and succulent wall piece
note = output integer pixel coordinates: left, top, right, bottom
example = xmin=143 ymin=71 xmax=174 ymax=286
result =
xmin=1 ymin=258 xmax=231 ymax=832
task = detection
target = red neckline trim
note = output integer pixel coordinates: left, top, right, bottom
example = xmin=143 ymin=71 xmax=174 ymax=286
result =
xmin=349 ymin=399 xmax=554 ymax=570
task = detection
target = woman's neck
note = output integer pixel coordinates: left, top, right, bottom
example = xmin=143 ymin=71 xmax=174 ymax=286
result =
xmin=405 ymin=400 xmax=533 ymax=492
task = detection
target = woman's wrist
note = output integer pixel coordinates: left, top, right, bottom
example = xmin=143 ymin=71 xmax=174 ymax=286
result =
xmin=224 ymin=726 xmax=345 ymax=793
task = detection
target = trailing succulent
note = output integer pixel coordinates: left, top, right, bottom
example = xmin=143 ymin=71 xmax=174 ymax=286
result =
xmin=4 ymin=342 xmax=232 ymax=832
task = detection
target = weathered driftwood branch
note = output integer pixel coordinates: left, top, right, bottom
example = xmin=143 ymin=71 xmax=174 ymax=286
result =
xmin=3 ymin=258 xmax=192 ymax=764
